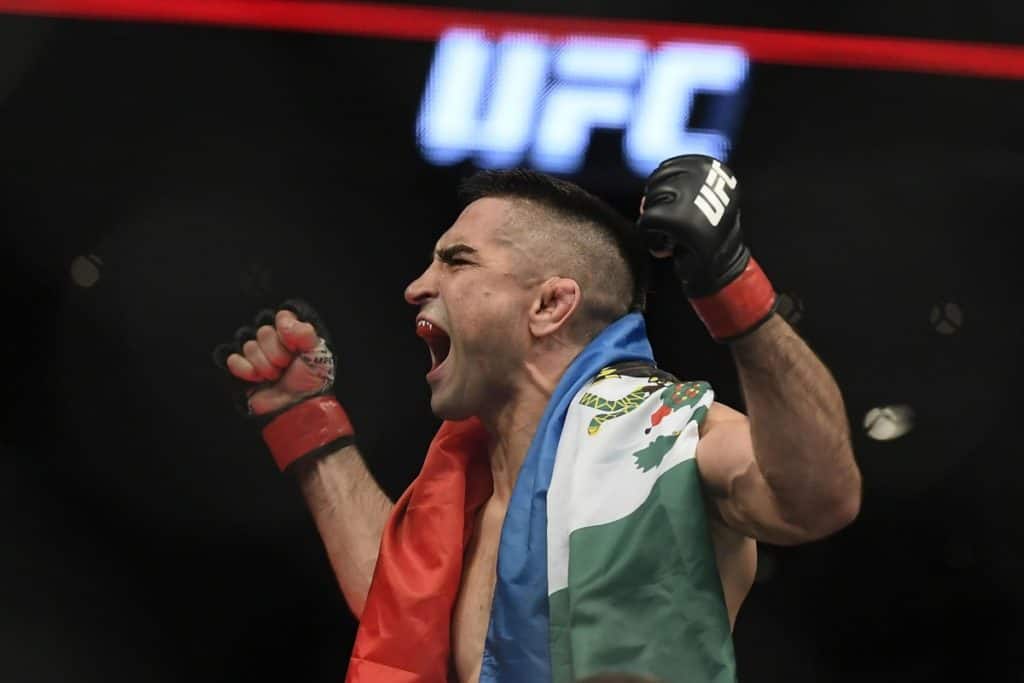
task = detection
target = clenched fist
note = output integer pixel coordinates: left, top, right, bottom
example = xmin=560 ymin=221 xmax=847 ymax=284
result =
xmin=637 ymin=155 xmax=776 ymax=342
xmin=213 ymin=300 xmax=337 ymax=416
xmin=213 ymin=300 xmax=353 ymax=471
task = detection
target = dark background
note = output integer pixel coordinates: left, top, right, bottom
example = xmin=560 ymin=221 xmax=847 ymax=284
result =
xmin=2 ymin=2 xmax=1023 ymax=681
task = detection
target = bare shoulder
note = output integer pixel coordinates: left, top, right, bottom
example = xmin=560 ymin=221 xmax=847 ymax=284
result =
xmin=702 ymin=400 xmax=748 ymax=430
xmin=695 ymin=401 xmax=755 ymax=500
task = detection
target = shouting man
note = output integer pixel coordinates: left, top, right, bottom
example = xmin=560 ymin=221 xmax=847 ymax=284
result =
xmin=214 ymin=157 xmax=861 ymax=683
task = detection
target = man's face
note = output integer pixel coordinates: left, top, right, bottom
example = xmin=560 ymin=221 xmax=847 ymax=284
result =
xmin=404 ymin=197 xmax=538 ymax=420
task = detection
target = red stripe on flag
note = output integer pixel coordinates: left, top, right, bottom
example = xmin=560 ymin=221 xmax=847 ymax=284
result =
xmin=1 ymin=0 xmax=1023 ymax=79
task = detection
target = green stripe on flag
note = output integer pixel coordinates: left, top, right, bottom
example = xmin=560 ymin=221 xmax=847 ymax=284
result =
xmin=549 ymin=459 xmax=736 ymax=683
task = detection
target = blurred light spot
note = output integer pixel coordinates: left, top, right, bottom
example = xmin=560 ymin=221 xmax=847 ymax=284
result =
xmin=930 ymin=301 xmax=963 ymax=335
xmin=863 ymin=404 xmax=915 ymax=441
xmin=776 ymin=292 xmax=804 ymax=326
xmin=754 ymin=545 xmax=776 ymax=583
xmin=70 ymin=254 xmax=103 ymax=288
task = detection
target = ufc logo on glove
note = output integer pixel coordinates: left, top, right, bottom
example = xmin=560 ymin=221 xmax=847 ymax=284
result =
xmin=695 ymin=160 xmax=738 ymax=226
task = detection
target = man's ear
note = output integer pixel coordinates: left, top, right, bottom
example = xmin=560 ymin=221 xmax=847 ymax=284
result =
xmin=529 ymin=277 xmax=581 ymax=338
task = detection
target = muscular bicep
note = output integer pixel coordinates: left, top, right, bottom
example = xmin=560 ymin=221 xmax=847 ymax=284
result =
xmin=696 ymin=402 xmax=813 ymax=545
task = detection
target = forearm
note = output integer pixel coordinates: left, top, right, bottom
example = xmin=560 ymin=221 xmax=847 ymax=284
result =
xmin=292 ymin=445 xmax=394 ymax=618
xmin=730 ymin=314 xmax=861 ymax=534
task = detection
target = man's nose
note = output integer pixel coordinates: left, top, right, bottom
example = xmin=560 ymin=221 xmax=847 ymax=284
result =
xmin=404 ymin=267 xmax=437 ymax=306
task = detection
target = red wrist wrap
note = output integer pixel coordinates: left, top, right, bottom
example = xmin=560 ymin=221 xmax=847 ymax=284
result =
xmin=689 ymin=257 xmax=777 ymax=342
xmin=261 ymin=396 xmax=355 ymax=471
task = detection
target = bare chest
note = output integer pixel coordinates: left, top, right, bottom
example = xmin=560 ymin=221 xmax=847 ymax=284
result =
xmin=451 ymin=502 xmax=505 ymax=683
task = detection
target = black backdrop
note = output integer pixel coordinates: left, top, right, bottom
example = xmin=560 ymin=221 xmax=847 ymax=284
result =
xmin=2 ymin=2 xmax=1023 ymax=681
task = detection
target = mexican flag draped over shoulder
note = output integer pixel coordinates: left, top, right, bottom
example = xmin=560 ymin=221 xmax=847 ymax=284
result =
xmin=347 ymin=313 xmax=736 ymax=683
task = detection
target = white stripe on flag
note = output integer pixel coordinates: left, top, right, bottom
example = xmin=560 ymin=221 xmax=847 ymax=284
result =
xmin=547 ymin=376 xmax=713 ymax=594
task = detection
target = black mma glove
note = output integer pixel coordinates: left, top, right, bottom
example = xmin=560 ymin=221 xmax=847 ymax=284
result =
xmin=639 ymin=155 xmax=777 ymax=342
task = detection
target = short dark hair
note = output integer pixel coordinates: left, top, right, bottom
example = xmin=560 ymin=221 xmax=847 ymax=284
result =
xmin=458 ymin=169 xmax=648 ymax=322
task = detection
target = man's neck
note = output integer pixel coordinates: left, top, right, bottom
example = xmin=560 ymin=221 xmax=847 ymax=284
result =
xmin=482 ymin=349 xmax=575 ymax=503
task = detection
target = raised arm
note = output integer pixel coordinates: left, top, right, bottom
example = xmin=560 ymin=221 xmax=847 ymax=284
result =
xmin=215 ymin=302 xmax=392 ymax=616
xmin=638 ymin=155 xmax=861 ymax=545
xmin=696 ymin=316 xmax=860 ymax=544
xmin=293 ymin=445 xmax=393 ymax=616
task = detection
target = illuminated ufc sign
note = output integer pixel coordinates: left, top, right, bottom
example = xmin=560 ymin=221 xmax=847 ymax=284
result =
xmin=416 ymin=29 xmax=749 ymax=176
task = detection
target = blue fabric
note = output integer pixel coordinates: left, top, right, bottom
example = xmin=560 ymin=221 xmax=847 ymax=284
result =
xmin=480 ymin=313 xmax=655 ymax=683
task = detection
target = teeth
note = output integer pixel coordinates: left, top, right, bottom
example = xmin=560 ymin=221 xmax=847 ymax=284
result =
xmin=417 ymin=320 xmax=434 ymax=332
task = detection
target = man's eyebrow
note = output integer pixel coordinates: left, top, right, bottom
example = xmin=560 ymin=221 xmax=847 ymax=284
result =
xmin=432 ymin=243 xmax=479 ymax=261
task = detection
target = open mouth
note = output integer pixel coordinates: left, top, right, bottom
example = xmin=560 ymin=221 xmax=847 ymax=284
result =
xmin=416 ymin=318 xmax=451 ymax=374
